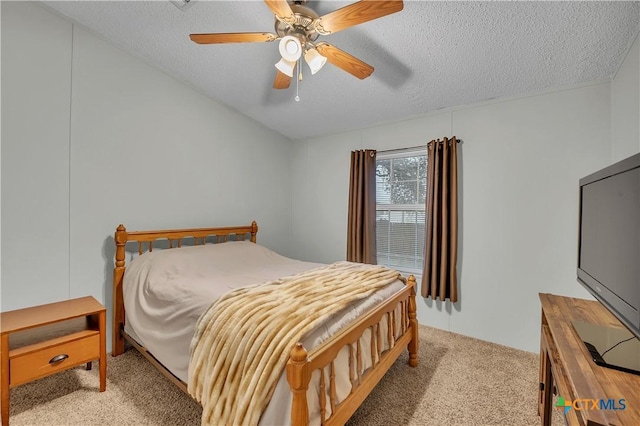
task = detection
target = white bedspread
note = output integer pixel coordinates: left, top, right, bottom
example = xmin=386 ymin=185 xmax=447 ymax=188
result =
xmin=123 ymin=241 xmax=405 ymax=425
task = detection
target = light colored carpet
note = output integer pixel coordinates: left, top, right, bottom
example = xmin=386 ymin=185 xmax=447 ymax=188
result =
xmin=9 ymin=325 xmax=551 ymax=425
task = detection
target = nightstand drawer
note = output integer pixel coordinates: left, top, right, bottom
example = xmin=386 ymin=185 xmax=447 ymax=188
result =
xmin=10 ymin=331 xmax=100 ymax=387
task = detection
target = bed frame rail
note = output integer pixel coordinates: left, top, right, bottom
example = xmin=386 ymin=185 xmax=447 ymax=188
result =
xmin=287 ymin=276 xmax=418 ymax=426
xmin=112 ymin=222 xmax=418 ymax=426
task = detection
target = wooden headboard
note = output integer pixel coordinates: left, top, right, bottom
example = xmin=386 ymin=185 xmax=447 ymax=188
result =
xmin=112 ymin=221 xmax=258 ymax=356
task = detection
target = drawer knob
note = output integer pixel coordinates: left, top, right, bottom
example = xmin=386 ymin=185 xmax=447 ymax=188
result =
xmin=49 ymin=354 xmax=69 ymax=364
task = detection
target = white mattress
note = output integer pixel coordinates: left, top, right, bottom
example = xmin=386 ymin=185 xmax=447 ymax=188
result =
xmin=123 ymin=241 xmax=404 ymax=425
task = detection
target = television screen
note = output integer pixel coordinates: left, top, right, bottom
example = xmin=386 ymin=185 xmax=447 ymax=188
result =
xmin=577 ymin=153 xmax=640 ymax=339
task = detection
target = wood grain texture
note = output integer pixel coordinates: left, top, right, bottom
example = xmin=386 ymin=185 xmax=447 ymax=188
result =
xmin=264 ymin=0 xmax=295 ymax=23
xmin=274 ymin=68 xmax=292 ymax=89
xmin=1 ymin=335 xmax=9 ymax=426
xmin=189 ymin=32 xmax=276 ymax=44
xmin=539 ymin=293 xmax=640 ymax=426
xmin=10 ymin=333 xmax=100 ymax=387
xmin=98 ymin=310 xmax=106 ymax=392
xmin=1 ymin=297 xmax=104 ymax=334
xmin=289 ymin=275 xmax=418 ymax=426
xmin=0 ymin=297 xmax=106 ymax=425
xmin=316 ymin=43 xmax=374 ymax=79
xmin=315 ymin=0 xmax=403 ymax=35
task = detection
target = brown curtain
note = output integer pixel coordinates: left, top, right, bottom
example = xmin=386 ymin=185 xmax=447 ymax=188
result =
xmin=347 ymin=149 xmax=377 ymax=264
xmin=422 ymin=137 xmax=459 ymax=301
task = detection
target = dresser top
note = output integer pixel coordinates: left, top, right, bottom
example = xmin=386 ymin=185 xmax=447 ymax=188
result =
xmin=540 ymin=293 xmax=640 ymax=425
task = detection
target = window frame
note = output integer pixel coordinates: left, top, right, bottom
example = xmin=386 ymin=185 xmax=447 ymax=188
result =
xmin=375 ymin=147 xmax=427 ymax=277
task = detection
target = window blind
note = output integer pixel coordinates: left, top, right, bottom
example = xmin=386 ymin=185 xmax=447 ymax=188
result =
xmin=375 ymin=149 xmax=426 ymax=274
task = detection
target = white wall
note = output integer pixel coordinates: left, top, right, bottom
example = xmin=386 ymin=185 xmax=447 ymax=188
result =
xmin=611 ymin=30 xmax=640 ymax=161
xmin=291 ymin=84 xmax=611 ymax=353
xmin=3 ymin=2 xmax=638 ymax=357
xmin=1 ymin=3 xmax=293 ymax=351
xmin=2 ymin=2 xmax=72 ymax=308
xmin=292 ymin=21 xmax=640 ymax=352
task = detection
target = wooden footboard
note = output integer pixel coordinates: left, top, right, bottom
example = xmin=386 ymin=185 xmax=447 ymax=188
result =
xmin=287 ymin=276 xmax=418 ymax=426
xmin=112 ymin=222 xmax=418 ymax=426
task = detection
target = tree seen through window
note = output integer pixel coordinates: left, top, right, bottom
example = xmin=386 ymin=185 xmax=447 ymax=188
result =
xmin=375 ymin=152 xmax=427 ymax=274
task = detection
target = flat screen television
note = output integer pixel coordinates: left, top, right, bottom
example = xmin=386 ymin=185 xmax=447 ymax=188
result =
xmin=576 ymin=152 xmax=640 ymax=374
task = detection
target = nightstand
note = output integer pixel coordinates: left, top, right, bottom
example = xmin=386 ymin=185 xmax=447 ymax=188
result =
xmin=0 ymin=296 xmax=106 ymax=426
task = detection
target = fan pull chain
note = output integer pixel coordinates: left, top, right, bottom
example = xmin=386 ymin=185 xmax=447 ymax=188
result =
xmin=298 ymin=57 xmax=303 ymax=82
xmin=295 ymin=58 xmax=301 ymax=102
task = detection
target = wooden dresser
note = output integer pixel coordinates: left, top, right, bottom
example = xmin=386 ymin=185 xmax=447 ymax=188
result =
xmin=0 ymin=296 xmax=106 ymax=425
xmin=539 ymin=293 xmax=640 ymax=425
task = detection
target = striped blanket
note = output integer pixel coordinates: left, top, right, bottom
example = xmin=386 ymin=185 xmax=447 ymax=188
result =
xmin=187 ymin=261 xmax=401 ymax=426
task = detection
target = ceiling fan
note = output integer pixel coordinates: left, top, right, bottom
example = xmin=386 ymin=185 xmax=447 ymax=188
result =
xmin=189 ymin=0 xmax=404 ymax=90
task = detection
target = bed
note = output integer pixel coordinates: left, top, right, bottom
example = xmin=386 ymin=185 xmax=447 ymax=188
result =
xmin=112 ymin=221 xmax=418 ymax=425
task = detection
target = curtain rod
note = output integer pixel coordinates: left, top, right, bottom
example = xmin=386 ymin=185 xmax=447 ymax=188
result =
xmin=378 ymin=145 xmax=427 ymax=155
xmin=378 ymin=138 xmax=460 ymax=155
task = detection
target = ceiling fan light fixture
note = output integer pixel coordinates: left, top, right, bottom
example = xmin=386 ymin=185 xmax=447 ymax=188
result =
xmin=304 ymin=48 xmax=327 ymax=75
xmin=275 ymin=57 xmax=296 ymax=77
xmin=279 ymin=35 xmax=302 ymax=62
xmin=189 ymin=0 xmax=404 ymax=90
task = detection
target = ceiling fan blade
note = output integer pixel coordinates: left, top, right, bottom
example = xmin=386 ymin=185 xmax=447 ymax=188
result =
xmin=264 ymin=0 xmax=296 ymax=23
xmin=315 ymin=0 xmax=403 ymax=35
xmin=189 ymin=32 xmax=277 ymax=44
xmin=316 ymin=42 xmax=374 ymax=80
xmin=274 ymin=68 xmax=293 ymax=89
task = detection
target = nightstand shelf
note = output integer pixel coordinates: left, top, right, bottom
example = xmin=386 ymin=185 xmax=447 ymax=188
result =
xmin=1 ymin=296 xmax=106 ymax=426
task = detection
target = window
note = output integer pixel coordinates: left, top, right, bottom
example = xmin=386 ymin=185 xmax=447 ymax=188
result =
xmin=376 ymin=149 xmax=427 ymax=275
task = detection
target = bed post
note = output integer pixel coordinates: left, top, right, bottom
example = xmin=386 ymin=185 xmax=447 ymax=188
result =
xmin=250 ymin=221 xmax=258 ymax=243
xmin=287 ymin=343 xmax=311 ymax=426
xmin=407 ymin=275 xmax=419 ymax=367
xmin=113 ymin=224 xmax=127 ymax=357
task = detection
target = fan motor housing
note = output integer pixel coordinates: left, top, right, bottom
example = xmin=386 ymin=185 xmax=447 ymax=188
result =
xmin=274 ymin=4 xmax=320 ymax=43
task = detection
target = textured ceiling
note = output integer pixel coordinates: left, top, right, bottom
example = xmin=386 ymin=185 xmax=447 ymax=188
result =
xmin=42 ymin=1 xmax=640 ymax=140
